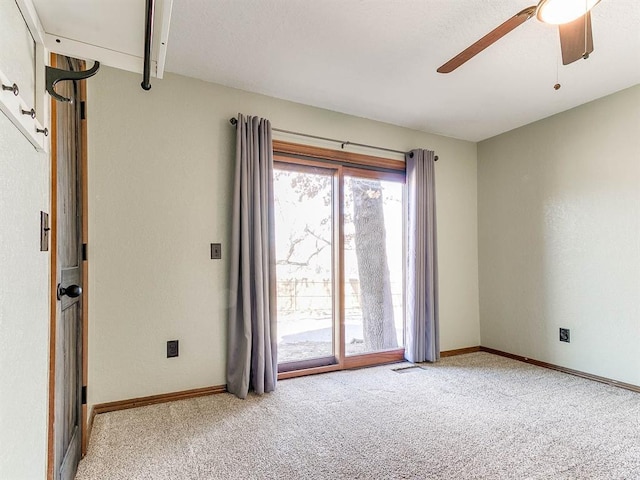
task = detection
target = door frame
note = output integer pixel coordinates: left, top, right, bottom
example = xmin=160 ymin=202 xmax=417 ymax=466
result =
xmin=46 ymin=53 xmax=90 ymax=480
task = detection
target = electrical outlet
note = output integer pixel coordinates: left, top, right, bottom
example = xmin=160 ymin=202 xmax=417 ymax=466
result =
xmin=559 ymin=328 xmax=570 ymax=343
xmin=211 ymin=243 xmax=222 ymax=259
xmin=167 ymin=340 xmax=179 ymax=358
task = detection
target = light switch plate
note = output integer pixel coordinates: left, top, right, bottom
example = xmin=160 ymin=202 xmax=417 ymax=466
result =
xmin=40 ymin=211 xmax=49 ymax=251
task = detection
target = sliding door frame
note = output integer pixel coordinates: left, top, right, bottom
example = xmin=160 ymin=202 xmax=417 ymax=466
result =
xmin=274 ymin=159 xmax=341 ymax=374
xmin=273 ymin=140 xmax=406 ymax=380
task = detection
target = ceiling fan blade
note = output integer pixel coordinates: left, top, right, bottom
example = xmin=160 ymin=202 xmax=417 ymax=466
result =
xmin=437 ymin=6 xmax=537 ymax=74
xmin=559 ymin=11 xmax=594 ymax=65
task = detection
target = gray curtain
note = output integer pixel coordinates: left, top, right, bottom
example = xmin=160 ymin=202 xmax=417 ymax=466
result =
xmin=227 ymin=114 xmax=277 ymax=399
xmin=405 ymin=149 xmax=439 ymax=363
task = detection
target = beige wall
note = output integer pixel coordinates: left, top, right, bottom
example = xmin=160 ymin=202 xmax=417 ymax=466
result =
xmin=0 ymin=109 xmax=50 ymax=478
xmin=87 ymin=67 xmax=480 ymax=408
xmin=478 ymin=85 xmax=640 ymax=385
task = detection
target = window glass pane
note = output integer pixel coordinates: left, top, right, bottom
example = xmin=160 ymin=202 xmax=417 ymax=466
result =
xmin=344 ymin=176 xmax=404 ymax=355
xmin=274 ymin=167 xmax=334 ymax=364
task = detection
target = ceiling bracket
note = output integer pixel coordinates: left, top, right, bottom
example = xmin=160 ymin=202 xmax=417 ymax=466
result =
xmin=45 ymin=61 xmax=100 ymax=103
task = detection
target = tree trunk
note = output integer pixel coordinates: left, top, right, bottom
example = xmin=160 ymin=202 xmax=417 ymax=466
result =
xmin=351 ymin=178 xmax=398 ymax=350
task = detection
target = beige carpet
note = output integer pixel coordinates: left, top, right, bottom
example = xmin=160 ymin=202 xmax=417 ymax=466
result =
xmin=76 ymin=353 xmax=640 ymax=479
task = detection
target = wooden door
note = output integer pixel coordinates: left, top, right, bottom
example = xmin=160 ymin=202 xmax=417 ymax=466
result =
xmin=49 ymin=55 xmax=85 ymax=480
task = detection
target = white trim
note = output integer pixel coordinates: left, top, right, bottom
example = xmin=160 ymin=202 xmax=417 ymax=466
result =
xmin=40 ymin=0 xmax=173 ymax=79
xmin=34 ymin=42 xmax=48 ymax=131
xmin=155 ymin=0 xmax=174 ymax=79
xmin=44 ymin=34 xmax=158 ymax=77
xmin=14 ymin=0 xmax=45 ymax=45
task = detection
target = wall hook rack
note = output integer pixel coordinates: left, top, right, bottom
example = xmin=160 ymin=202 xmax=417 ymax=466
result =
xmin=46 ymin=61 xmax=100 ymax=103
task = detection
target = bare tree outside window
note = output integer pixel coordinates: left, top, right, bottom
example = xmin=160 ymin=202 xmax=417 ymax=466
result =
xmin=347 ymin=177 xmax=400 ymax=351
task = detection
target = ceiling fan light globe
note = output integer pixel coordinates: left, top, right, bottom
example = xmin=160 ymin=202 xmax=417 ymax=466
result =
xmin=536 ymin=0 xmax=601 ymax=24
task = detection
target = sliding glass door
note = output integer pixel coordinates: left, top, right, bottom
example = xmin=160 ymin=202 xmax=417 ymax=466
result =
xmin=343 ymin=173 xmax=404 ymax=356
xmin=274 ymin=164 xmax=337 ymax=370
xmin=273 ymin=150 xmax=405 ymax=374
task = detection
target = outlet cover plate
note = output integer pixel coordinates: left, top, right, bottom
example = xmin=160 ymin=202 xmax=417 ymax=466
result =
xmin=559 ymin=328 xmax=570 ymax=343
xmin=167 ymin=340 xmax=179 ymax=358
xmin=211 ymin=243 xmax=222 ymax=259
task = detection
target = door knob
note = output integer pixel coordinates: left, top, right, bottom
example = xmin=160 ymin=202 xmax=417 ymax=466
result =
xmin=57 ymin=284 xmax=82 ymax=300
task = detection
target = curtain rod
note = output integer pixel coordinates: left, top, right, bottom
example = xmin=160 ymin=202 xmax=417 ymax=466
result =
xmin=228 ymin=117 xmax=438 ymax=161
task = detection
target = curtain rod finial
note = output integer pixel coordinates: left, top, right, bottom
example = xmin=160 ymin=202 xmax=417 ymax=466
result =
xmin=229 ymin=117 xmax=238 ymax=126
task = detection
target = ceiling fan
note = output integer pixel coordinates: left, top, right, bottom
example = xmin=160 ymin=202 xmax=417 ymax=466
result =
xmin=437 ymin=0 xmax=601 ymax=73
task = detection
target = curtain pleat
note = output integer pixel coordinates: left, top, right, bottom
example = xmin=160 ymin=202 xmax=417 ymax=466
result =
xmin=405 ymin=149 xmax=439 ymax=363
xmin=227 ymin=114 xmax=277 ymax=399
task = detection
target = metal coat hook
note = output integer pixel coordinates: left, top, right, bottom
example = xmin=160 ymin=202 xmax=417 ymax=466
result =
xmin=46 ymin=61 xmax=100 ymax=103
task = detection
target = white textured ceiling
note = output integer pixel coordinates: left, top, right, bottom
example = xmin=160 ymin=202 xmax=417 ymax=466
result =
xmin=165 ymin=0 xmax=640 ymax=141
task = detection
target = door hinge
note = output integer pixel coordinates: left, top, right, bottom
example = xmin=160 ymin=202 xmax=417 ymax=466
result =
xmin=81 ymin=386 xmax=87 ymax=405
xmin=80 ymin=101 xmax=86 ymax=120
xmin=82 ymin=243 xmax=87 ymax=261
